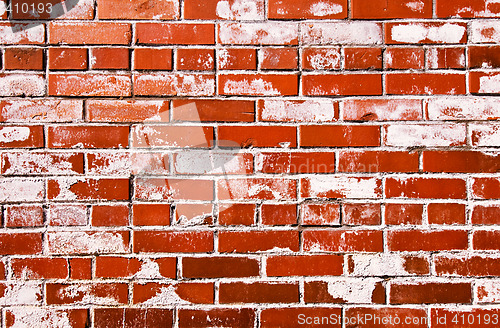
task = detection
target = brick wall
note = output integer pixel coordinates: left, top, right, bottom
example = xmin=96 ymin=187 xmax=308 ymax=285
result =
xmin=1 ymin=0 xmax=500 ymax=326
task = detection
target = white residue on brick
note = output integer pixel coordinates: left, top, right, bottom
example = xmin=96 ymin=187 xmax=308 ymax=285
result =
xmin=0 ymin=100 xmax=82 ymax=122
xmin=301 ymin=22 xmax=382 ymax=44
xmin=471 ymin=123 xmax=500 ymax=146
xmin=307 ymin=176 xmax=380 ymax=198
xmin=47 ymin=231 xmax=127 ymax=255
xmin=136 ymin=74 xmax=214 ymax=96
xmin=218 ymin=49 xmax=230 ymax=68
xmin=88 ymin=152 xmax=130 ymax=175
xmin=479 ymin=74 xmax=500 ymax=93
xmin=0 ymin=178 xmax=44 ymax=202
xmin=0 ymin=24 xmax=44 ymax=43
xmin=141 ymin=285 xmax=191 ymax=305
xmin=50 ymin=178 xmax=85 ymax=200
xmin=385 ymin=124 xmax=466 ymax=146
xmin=326 ymin=278 xmax=380 ymax=303
xmin=0 ymin=283 xmax=41 ymax=305
xmin=391 ymin=23 xmax=466 ymax=43
xmin=219 ymin=22 xmax=298 ymax=44
xmin=0 ymin=127 xmax=30 ymax=143
xmin=343 ymin=99 xmax=421 ymax=120
xmin=58 ymin=285 xmax=119 ymax=305
xmin=405 ymin=0 xmax=425 ymax=12
xmin=0 ymin=2 xmax=6 ymax=16
xmin=216 ymin=0 xmax=263 ymax=20
xmin=476 ymin=280 xmax=500 ymax=303
xmin=48 ymin=205 xmax=87 ymax=226
xmin=53 ymin=75 xmax=129 ymax=96
xmin=309 ymin=2 xmax=343 ymax=16
xmin=4 ymin=152 xmax=79 ymax=175
xmin=471 ymin=21 xmax=500 ymax=43
xmin=306 ymin=49 xmax=340 ymax=70
xmin=175 ymin=151 xmax=245 ymax=174
xmin=0 ymin=75 xmax=45 ymax=97
xmin=135 ymin=259 xmax=162 ymax=279
xmin=223 ymin=78 xmax=279 ymax=95
xmin=7 ymin=307 xmax=73 ymax=328
xmin=350 ymin=254 xmax=413 ymax=276
xmin=427 ymin=97 xmax=500 ymax=120
xmin=5 ymin=205 xmax=42 ymax=227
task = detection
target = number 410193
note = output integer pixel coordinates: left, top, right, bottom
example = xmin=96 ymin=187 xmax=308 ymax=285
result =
xmin=5 ymin=2 xmax=53 ymax=14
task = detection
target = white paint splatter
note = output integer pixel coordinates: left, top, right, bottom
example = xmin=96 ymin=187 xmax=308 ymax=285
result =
xmin=391 ymin=23 xmax=466 ymax=43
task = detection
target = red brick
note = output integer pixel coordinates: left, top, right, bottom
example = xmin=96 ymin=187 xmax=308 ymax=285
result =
xmin=343 ymin=99 xmax=423 ymax=121
xmin=134 ymin=48 xmax=172 ymax=70
xmin=94 ymin=308 xmax=173 ymax=328
xmin=132 ymin=125 xmax=213 ymax=148
xmin=48 ymin=74 xmax=131 ymax=97
xmin=388 ymin=230 xmax=468 ymax=251
xmin=386 ymin=177 xmax=467 ymax=199
xmin=134 ymin=231 xmax=213 ymax=253
xmin=11 ymin=258 xmax=68 ymax=279
xmin=134 ymin=73 xmax=214 ymax=96
xmin=4 ymin=48 xmax=43 ymax=70
xmin=219 ymin=282 xmax=299 ymax=303
xmin=352 ymin=0 xmax=432 ymax=18
xmin=385 ymin=47 xmax=425 ymax=69
xmin=87 ymin=100 xmax=169 ymax=122
xmin=218 ymin=48 xmax=257 ymax=70
xmin=305 ymin=280 xmax=385 ymax=303
xmin=339 ymin=151 xmax=418 ymax=173
xmin=472 ymin=178 xmax=500 ymax=199
xmin=3 ymin=152 xmax=84 ymax=175
xmin=344 ymin=48 xmax=382 ymax=70
xmin=269 ymin=0 xmax=347 ymax=19
xmin=258 ymin=152 xmax=334 ymax=174
xmin=261 ymin=203 xmax=297 ymax=225
xmin=470 ymin=72 xmax=500 ymax=94
xmin=428 ymin=203 xmax=466 ymax=225
xmin=267 ymin=255 xmax=343 ymax=276
xmin=6 ymin=309 xmax=89 ymax=328
xmin=302 ymin=47 xmax=341 ymax=70
xmin=0 ymin=233 xmax=42 ymax=255
xmin=48 ymin=48 xmax=87 ymax=70
xmin=390 ymin=282 xmax=471 ymax=304
xmin=345 ymin=308 xmax=428 ymax=328
xmin=96 ymin=257 xmax=176 ymax=279
xmin=182 ymin=257 xmax=259 ymax=278
xmin=176 ymin=48 xmax=214 ymax=71
xmin=69 ymin=258 xmax=92 ymax=280
xmin=219 ymin=230 xmax=299 ymax=253
xmin=219 ymin=126 xmax=296 ymax=148
xmin=98 ymin=0 xmax=178 ymax=19
xmin=4 ymin=205 xmax=44 ymax=227
xmin=47 ymin=125 xmax=129 ymax=148
xmin=184 ymin=0 xmax=264 ymax=19
xmin=437 ymin=0 xmax=500 ymax=18
xmin=301 ymin=202 xmax=340 ymax=225
xmin=218 ymin=203 xmax=256 ymax=226
xmin=219 ymin=74 xmax=298 ymax=96
xmin=136 ymin=23 xmax=215 ymax=45
xmin=0 ymin=126 xmax=43 ymax=148
xmin=91 ymin=48 xmax=129 ymax=70
xmin=303 ymin=230 xmax=383 ymax=252
xmin=174 ymin=203 xmax=213 ymax=225
xmin=472 ymin=205 xmax=500 ymax=224
xmin=427 ymin=47 xmax=466 ymax=69
xmin=49 ymin=22 xmax=131 ymax=45
xmin=342 ymin=203 xmax=381 ymax=225
xmin=47 ymin=231 xmax=129 ymax=255
xmin=218 ymin=22 xmax=298 ymax=45
xmin=218 ymin=178 xmax=296 ymax=200
xmin=469 ymin=46 xmax=500 ymax=68
xmin=386 ymin=73 xmax=466 ymax=95
xmin=301 ymin=125 xmax=380 ymax=147
xmin=171 ymin=99 xmax=254 ymax=122
xmin=179 ymin=309 xmax=254 ymax=328
xmin=385 ymin=203 xmax=423 ymax=225
xmin=133 ymin=282 xmax=213 ymax=304
xmin=132 ymin=203 xmax=170 ymax=226
xmin=46 ymin=283 xmax=128 ymax=305
xmin=261 ymin=308 xmax=342 ymax=328
xmin=135 ymin=178 xmax=213 ymax=201
xmin=303 ymin=74 xmax=382 ymax=95
xmin=48 ymin=178 xmax=130 ymax=200
xmin=260 ymin=48 xmax=298 ymax=70
xmin=301 ymin=176 xmax=382 ymax=199
xmin=424 ymin=151 xmax=500 ymax=173
xmin=385 ymin=22 xmax=467 ymax=44
xmin=435 ymin=254 xmax=500 ymax=276
xmin=474 ymin=230 xmax=500 ymax=250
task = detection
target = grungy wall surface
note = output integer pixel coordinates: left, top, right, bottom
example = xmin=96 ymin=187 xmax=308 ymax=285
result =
xmin=1 ymin=0 xmax=500 ymax=326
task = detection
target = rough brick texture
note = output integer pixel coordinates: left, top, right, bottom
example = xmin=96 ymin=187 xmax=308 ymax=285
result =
xmin=0 ymin=0 xmax=499 ymax=327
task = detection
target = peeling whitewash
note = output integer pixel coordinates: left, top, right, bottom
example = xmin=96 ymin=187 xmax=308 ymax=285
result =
xmin=301 ymin=22 xmax=382 ymax=44
xmin=47 ymin=231 xmax=127 ymax=255
xmin=0 ymin=178 xmax=44 ymax=202
xmin=216 ymin=0 xmax=264 ymax=20
xmin=326 ymin=278 xmax=381 ymax=303
xmin=427 ymin=97 xmax=500 ymax=120
xmin=7 ymin=307 xmax=74 ymax=328
xmin=306 ymin=176 xmax=380 ymax=199
xmin=219 ymin=22 xmax=298 ymax=44
xmin=0 ymin=283 xmax=41 ymax=306
xmin=260 ymin=100 xmax=336 ymax=122
xmin=390 ymin=23 xmax=466 ymax=43
xmin=385 ymin=124 xmax=466 ymax=146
